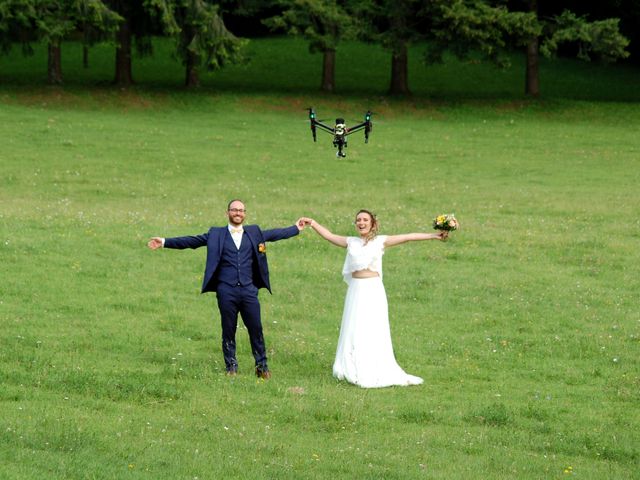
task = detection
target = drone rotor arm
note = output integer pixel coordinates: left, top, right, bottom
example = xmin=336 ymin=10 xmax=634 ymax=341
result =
xmin=344 ymin=123 xmax=365 ymax=136
xmin=314 ymin=121 xmax=336 ymax=134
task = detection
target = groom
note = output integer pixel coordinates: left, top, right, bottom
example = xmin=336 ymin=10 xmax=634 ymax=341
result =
xmin=148 ymin=199 xmax=306 ymax=379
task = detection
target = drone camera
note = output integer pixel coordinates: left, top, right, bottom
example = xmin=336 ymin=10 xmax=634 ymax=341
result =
xmin=308 ymin=108 xmax=372 ymax=158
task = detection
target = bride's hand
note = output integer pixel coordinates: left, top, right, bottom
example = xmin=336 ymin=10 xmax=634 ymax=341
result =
xmin=297 ymin=217 xmax=314 ymax=229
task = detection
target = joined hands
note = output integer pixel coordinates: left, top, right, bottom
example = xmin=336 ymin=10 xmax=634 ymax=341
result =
xmin=296 ymin=217 xmax=314 ymax=230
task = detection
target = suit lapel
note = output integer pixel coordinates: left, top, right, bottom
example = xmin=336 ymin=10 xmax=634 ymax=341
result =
xmin=243 ymin=225 xmax=258 ymax=251
xmin=217 ymin=227 xmax=226 ymax=254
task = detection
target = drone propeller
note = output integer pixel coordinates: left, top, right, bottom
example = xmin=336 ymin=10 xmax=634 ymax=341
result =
xmin=306 ymin=107 xmax=318 ymax=142
xmin=363 ymin=110 xmax=373 ymax=143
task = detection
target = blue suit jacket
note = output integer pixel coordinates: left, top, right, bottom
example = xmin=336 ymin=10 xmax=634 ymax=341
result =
xmin=164 ymin=224 xmax=299 ymax=293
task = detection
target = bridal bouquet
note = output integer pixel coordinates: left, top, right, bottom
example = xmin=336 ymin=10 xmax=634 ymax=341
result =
xmin=433 ymin=213 xmax=459 ymax=231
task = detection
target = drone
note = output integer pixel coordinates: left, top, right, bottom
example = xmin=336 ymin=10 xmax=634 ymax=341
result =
xmin=308 ymin=108 xmax=373 ymax=158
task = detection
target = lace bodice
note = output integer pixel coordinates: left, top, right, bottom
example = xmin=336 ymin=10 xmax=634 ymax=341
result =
xmin=342 ymin=235 xmax=387 ymax=282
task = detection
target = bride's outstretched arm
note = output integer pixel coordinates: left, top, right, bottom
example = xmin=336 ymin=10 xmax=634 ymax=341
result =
xmin=384 ymin=231 xmax=448 ymax=248
xmin=308 ymin=219 xmax=348 ymax=248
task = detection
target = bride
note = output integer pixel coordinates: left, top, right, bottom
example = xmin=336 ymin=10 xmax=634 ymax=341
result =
xmin=304 ymin=210 xmax=448 ymax=388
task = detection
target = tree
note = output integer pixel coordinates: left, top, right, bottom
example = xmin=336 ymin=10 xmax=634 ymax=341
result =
xmin=172 ymin=0 xmax=246 ymax=88
xmin=35 ymin=1 xmax=76 ymax=84
xmin=522 ymin=0 xmax=640 ymax=64
xmin=0 ymin=1 xmax=37 ymax=56
xmin=425 ymin=0 xmax=539 ymax=68
xmin=355 ymin=0 xmax=538 ymax=95
xmin=107 ymin=0 xmax=174 ymax=86
xmin=108 ymin=0 xmax=137 ymax=86
xmin=78 ymin=0 xmax=122 ymax=68
xmin=524 ymin=0 xmax=540 ymax=96
xmin=140 ymin=0 xmax=247 ymax=87
xmin=264 ymin=0 xmax=353 ymax=93
xmin=524 ymin=3 xmax=629 ymax=96
xmin=1 ymin=1 xmax=119 ymax=85
xmin=35 ymin=0 xmax=120 ymax=84
xmin=353 ymin=0 xmax=422 ymax=95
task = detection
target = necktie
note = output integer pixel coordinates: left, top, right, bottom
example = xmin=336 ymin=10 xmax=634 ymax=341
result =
xmin=231 ymin=228 xmax=243 ymax=234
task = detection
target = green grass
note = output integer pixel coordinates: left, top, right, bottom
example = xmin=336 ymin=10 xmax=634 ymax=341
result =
xmin=1 ymin=37 xmax=639 ymax=479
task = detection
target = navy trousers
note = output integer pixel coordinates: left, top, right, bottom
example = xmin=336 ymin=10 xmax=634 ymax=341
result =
xmin=215 ymin=282 xmax=267 ymax=371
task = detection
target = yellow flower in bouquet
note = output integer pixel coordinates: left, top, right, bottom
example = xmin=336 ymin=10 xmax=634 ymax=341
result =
xmin=433 ymin=213 xmax=459 ymax=231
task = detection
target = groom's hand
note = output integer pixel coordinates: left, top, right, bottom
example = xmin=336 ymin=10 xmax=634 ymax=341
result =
xmin=147 ymin=237 xmax=163 ymax=249
xmin=296 ymin=217 xmax=313 ymax=230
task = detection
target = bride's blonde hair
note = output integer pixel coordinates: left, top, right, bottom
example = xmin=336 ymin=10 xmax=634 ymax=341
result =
xmin=356 ymin=209 xmax=378 ymax=244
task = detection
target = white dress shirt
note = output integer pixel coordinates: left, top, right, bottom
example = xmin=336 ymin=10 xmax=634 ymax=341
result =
xmin=228 ymin=224 xmax=243 ymax=249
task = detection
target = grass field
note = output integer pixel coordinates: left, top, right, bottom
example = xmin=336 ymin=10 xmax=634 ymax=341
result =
xmin=1 ymin=37 xmax=639 ymax=479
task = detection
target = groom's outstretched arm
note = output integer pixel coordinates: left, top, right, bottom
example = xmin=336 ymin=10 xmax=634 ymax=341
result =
xmin=147 ymin=233 xmax=209 ymax=250
xmin=261 ymin=225 xmax=299 ymax=242
xmin=261 ymin=218 xmax=308 ymax=242
xmin=164 ymin=233 xmax=209 ymax=249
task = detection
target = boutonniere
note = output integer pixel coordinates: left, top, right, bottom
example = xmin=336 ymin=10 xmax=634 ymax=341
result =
xmin=258 ymin=243 xmax=266 ymax=254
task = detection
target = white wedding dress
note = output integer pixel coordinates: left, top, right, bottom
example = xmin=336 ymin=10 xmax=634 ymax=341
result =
xmin=333 ymin=236 xmax=423 ymax=388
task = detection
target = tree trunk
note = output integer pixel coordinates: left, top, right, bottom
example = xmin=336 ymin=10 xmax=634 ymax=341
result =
xmin=47 ymin=42 xmax=63 ymax=85
xmin=185 ymin=50 xmax=200 ymax=88
xmin=389 ymin=43 xmax=410 ymax=95
xmin=114 ymin=18 xmax=133 ymax=86
xmin=525 ymin=37 xmax=540 ymax=97
xmin=183 ymin=24 xmax=200 ymax=88
xmin=525 ymin=0 xmax=539 ymax=97
xmin=83 ymin=44 xmax=89 ymax=68
xmin=320 ymin=48 xmax=336 ymax=93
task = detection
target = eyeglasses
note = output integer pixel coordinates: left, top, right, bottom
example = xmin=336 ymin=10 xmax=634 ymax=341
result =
xmin=228 ymin=208 xmax=246 ymax=214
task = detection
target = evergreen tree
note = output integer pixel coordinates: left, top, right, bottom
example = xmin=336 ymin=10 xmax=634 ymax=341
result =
xmin=264 ymin=0 xmax=353 ymax=92
xmin=172 ymin=0 xmax=246 ymax=88
xmin=521 ymin=0 xmax=629 ymax=96
xmin=107 ymin=0 xmax=152 ymax=86
xmin=138 ymin=1 xmax=246 ymax=88
xmin=1 ymin=1 xmax=119 ymax=84
xmin=36 ymin=0 xmax=120 ymax=84
xmin=353 ymin=0 xmax=538 ymax=95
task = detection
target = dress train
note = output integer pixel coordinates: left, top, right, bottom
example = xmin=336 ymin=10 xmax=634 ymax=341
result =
xmin=333 ymin=277 xmax=423 ymax=388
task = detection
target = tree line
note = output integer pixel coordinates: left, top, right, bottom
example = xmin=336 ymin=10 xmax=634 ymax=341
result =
xmin=0 ymin=0 xmax=631 ymax=97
